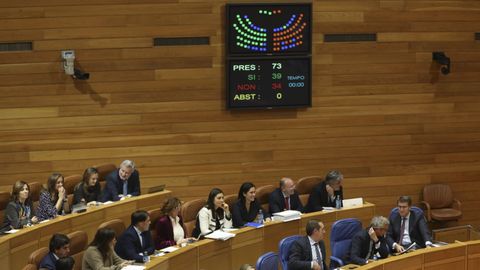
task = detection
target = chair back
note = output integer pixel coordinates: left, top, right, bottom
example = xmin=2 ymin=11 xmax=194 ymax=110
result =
xmin=390 ymin=206 xmax=424 ymax=219
xmin=94 ymin=163 xmax=117 ymax=182
xmin=148 ymin=208 xmax=162 ymax=240
xmin=28 ymin=247 xmax=49 ymax=267
xmin=29 ymin=182 xmax=42 ymax=202
xmin=180 ymin=198 xmax=206 ymax=237
xmin=98 ymin=219 xmax=126 ymax=238
xmin=278 ymin=235 xmax=302 ymax=270
xmin=0 ymin=191 xmax=10 ymax=224
xmin=296 ymin=176 xmax=322 ymax=205
xmin=224 ymin=194 xmax=237 ymax=211
xmin=256 ymin=185 xmax=275 ymax=211
xmin=423 ymin=184 xmax=454 ymax=209
xmin=67 ymin=230 xmax=88 ymax=270
xmin=0 ymin=191 xmax=10 ymax=210
xmin=330 ymin=218 xmax=362 ymax=267
xmin=64 ymin=175 xmax=82 ymax=195
xmin=67 ymin=231 xmax=88 ymax=255
xmin=296 ymin=176 xmax=322 ymax=194
xmin=256 ymin=251 xmax=278 ymax=270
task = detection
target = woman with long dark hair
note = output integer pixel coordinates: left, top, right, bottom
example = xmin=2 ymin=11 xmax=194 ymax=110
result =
xmin=231 ymin=182 xmax=270 ymax=227
xmin=82 ymin=227 xmax=131 ymax=270
xmin=193 ymin=188 xmax=232 ymax=237
xmin=37 ymin=173 xmax=70 ymax=221
xmin=73 ymin=167 xmax=101 ymax=206
xmin=2 ymin=181 xmax=38 ymax=229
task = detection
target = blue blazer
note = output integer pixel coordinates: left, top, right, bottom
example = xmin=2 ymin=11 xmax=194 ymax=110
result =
xmin=115 ymin=225 xmax=155 ymax=262
xmin=101 ymin=169 xmax=140 ymax=202
xmin=268 ymin=188 xmax=303 ymax=214
xmin=387 ymin=209 xmax=432 ymax=249
xmin=39 ymin=252 xmax=57 ymax=270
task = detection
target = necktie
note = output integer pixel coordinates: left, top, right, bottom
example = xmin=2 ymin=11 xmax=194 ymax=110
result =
xmin=140 ymin=232 xmax=145 ymax=249
xmin=314 ymin=243 xmax=323 ymax=270
xmin=398 ymin=217 xmax=406 ymax=245
xmin=284 ymin=196 xmax=290 ymax=210
xmin=123 ymin=181 xmax=128 ymax=196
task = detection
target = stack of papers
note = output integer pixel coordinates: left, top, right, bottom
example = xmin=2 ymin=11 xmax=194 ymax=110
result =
xmin=205 ymin=230 xmax=235 ymax=241
xmin=272 ymin=210 xmax=301 ymax=222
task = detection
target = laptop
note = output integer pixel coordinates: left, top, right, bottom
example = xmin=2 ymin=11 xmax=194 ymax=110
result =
xmin=71 ymin=203 xmax=88 ymax=213
xmin=342 ymin=198 xmax=363 ymax=208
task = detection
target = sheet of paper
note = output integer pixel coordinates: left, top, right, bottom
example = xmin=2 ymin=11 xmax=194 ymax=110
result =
xmin=161 ymin=246 xmax=179 ymax=253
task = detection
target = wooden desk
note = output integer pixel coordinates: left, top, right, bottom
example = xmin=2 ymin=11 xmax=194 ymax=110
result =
xmin=352 ymin=241 xmax=480 ymax=270
xmin=0 ymin=190 xmax=171 ymax=270
xmin=143 ymin=202 xmax=375 ymax=270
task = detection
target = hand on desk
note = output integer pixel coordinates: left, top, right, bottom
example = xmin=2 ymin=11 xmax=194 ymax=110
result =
xmin=120 ymin=260 xmax=135 ymax=267
xmin=394 ymin=244 xmax=405 ymax=253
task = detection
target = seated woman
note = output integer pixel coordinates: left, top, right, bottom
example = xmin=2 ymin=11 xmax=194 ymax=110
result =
xmin=155 ymin=197 xmax=191 ymax=249
xmin=73 ymin=167 xmax=101 ymax=206
xmin=82 ymin=227 xmax=131 ymax=270
xmin=37 ymin=173 xmax=70 ymax=221
xmin=232 ymin=182 xmax=270 ymax=227
xmin=3 ymin=181 xmax=38 ymax=229
xmin=193 ymin=188 xmax=232 ymax=237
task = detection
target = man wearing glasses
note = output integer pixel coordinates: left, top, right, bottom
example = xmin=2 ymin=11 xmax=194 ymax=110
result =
xmin=269 ymin=177 xmax=304 ymax=214
xmin=387 ymin=196 xmax=432 ymax=253
xmin=348 ymin=216 xmax=391 ymax=265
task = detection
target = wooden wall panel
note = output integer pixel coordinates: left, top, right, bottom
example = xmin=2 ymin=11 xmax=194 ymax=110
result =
xmin=0 ymin=0 xmax=480 ymax=232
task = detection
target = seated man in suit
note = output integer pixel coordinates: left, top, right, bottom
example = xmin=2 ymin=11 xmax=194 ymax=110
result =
xmin=102 ymin=160 xmax=140 ymax=202
xmin=269 ymin=177 xmax=303 ymax=214
xmin=288 ymin=219 xmax=328 ymax=270
xmin=115 ymin=210 xmax=155 ymax=262
xmin=305 ymin=170 xmax=343 ymax=213
xmin=348 ymin=216 xmax=391 ymax=266
xmin=387 ymin=196 xmax=433 ymax=253
xmin=39 ymin=234 xmax=70 ymax=270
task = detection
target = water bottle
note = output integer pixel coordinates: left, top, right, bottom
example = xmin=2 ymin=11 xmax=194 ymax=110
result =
xmin=335 ymin=195 xmax=341 ymax=209
xmin=142 ymin=251 xmax=149 ymax=263
xmin=257 ymin=209 xmax=264 ymax=224
xmin=25 ymin=206 xmax=32 ymax=227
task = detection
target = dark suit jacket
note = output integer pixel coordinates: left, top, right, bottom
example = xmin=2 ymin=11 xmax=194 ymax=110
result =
xmin=73 ymin=182 xmax=101 ymax=205
xmin=288 ymin=236 xmax=328 ymax=270
xmin=305 ymin=181 xmax=343 ymax=213
xmin=115 ymin=225 xmax=155 ymax=262
xmin=3 ymin=200 xmax=35 ymax=229
xmin=268 ymin=188 xmax=304 ymax=214
xmin=231 ymin=199 xmax=270 ymax=228
xmin=39 ymin=252 xmax=57 ymax=270
xmin=154 ymin=215 xmax=186 ymax=249
xmin=387 ymin=210 xmax=432 ymax=249
xmin=348 ymin=228 xmax=390 ymax=265
xmin=101 ymin=169 xmax=140 ymax=202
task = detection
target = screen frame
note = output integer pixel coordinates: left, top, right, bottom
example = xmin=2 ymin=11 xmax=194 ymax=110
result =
xmin=225 ymin=2 xmax=312 ymax=56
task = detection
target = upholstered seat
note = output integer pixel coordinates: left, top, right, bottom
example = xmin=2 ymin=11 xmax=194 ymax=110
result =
xmin=180 ymin=198 xmax=206 ymax=237
xmin=256 ymin=185 xmax=275 ymax=211
xmin=419 ymin=184 xmax=462 ymax=222
xmin=296 ymin=176 xmax=322 ymax=205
